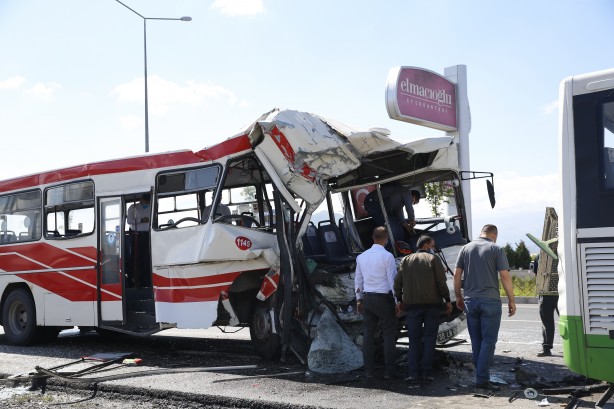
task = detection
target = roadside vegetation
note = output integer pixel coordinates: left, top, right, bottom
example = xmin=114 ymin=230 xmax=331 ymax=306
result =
xmin=500 ymin=275 xmax=536 ymax=297
xmin=503 ymin=240 xmax=532 ymax=269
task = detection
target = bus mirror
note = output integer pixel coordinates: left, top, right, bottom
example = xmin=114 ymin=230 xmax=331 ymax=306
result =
xmin=486 ymin=180 xmax=496 ymax=208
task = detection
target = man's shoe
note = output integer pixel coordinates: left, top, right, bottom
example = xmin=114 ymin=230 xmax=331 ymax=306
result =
xmin=405 ymin=376 xmax=419 ymax=384
xmin=475 ymin=382 xmax=501 ymax=392
xmin=537 ymin=349 xmax=552 ymax=357
xmin=421 ymin=375 xmax=434 ymax=384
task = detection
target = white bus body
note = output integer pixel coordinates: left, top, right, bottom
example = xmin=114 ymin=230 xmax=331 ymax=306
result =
xmin=0 ymin=109 xmax=486 ymax=359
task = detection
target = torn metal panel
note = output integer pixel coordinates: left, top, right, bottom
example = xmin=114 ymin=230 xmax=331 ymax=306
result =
xmin=247 ymin=110 xmax=459 ymax=214
xmin=248 ymin=109 xmax=435 ymax=210
xmin=151 ymin=223 xmax=279 ymax=267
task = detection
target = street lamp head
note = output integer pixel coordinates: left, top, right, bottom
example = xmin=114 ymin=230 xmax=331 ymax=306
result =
xmin=181 ymin=16 xmax=192 ymax=21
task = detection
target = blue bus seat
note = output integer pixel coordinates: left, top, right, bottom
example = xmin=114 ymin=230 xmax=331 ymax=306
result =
xmin=318 ymin=220 xmax=355 ymax=265
xmin=408 ymin=226 xmax=466 ymax=250
xmin=302 ymin=222 xmax=326 ymax=263
xmin=338 ymin=218 xmax=350 ymax=249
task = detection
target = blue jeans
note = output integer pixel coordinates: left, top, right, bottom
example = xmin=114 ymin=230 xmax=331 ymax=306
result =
xmin=464 ymin=297 xmax=502 ymax=384
xmin=405 ymin=307 xmax=441 ymax=378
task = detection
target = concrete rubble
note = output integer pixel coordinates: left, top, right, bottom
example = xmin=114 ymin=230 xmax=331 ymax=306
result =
xmin=307 ymin=309 xmax=363 ymax=374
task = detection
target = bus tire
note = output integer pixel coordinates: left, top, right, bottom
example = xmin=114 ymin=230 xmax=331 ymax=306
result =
xmin=249 ymin=301 xmax=281 ymax=360
xmin=2 ymin=288 xmax=44 ymax=345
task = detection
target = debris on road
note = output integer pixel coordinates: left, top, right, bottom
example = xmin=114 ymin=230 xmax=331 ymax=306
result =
xmin=307 ymin=309 xmax=363 ymax=374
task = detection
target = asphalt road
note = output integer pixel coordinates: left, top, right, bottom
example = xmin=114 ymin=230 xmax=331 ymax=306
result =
xmin=0 ymin=303 xmax=612 ymax=409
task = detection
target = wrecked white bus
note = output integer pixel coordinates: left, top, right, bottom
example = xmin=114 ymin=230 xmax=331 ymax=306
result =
xmin=0 ymin=109 xmax=493 ymax=362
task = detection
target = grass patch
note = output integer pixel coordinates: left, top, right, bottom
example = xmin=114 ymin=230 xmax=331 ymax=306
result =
xmin=500 ymin=275 xmax=536 ymax=297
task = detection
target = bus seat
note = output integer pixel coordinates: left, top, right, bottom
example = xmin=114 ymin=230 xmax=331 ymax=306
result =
xmin=409 ymin=226 xmax=466 ymax=250
xmin=302 ymin=222 xmax=326 ymax=263
xmin=0 ymin=231 xmax=16 ymax=244
xmin=66 ymin=229 xmax=82 ymax=237
xmin=318 ymin=220 xmax=355 ymax=265
xmin=240 ymin=212 xmax=254 ymax=228
xmin=339 ymin=218 xmax=350 ymax=249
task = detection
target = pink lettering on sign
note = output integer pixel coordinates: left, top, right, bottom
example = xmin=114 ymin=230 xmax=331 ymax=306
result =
xmin=235 ymin=236 xmax=252 ymax=250
xmin=386 ymin=67 xmax=457 ymax=131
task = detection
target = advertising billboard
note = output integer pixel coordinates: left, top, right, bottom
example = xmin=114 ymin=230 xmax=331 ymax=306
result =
xmin=386 ymin=66 xmax=457 ymax=131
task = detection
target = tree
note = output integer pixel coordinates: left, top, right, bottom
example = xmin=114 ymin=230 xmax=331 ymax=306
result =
xmin=240 ymin=186 xmax=256 ymax=201
xmin=424 ymin=181 xmax=454 ymax=217
xmin=514 ymin=240 xmax=531 ymax=270
xmin=503 ymin=243 xmax=516 ymax=269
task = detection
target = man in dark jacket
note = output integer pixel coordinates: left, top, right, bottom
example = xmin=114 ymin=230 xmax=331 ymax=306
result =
xmin=394 ymin=235 xmax=452 ymax=383
xmin=364 ymin=183 xmax=420 ymax=244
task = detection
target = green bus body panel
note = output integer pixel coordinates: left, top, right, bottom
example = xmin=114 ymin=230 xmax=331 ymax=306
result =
xmin=560 ymin=315 xmax=614 ymax=383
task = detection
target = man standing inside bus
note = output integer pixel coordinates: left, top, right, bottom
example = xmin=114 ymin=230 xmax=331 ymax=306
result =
xmin=364 ymin=183 xmax=420 ymax=245
xmin=355 ymin=226 xmax=398 ymax=380
xmin=126 ymin=193 xmax=152 ymax=287
xmin=127 ymin=193 xmax=151 ymax=232
xmin=454 ymin=224 xmax=516 ymax=392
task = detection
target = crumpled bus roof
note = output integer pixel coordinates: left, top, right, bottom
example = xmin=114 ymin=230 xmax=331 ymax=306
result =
xmin=228 ymin=109 xmax=458 ymax=211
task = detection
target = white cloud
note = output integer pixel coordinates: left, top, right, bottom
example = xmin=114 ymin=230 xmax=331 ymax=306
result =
xmin=0 ymin=76 xmax=26 ymax=90
xmin=119 ymin=114 xmax=142 ymax=131
xmin=471 ymin=172 xmax=559 ymax=215
xmin=211 ymin=0 xmax=264 ymax=16
xmin=470 ymin=172 xmax=559 ymax=251
xmin=540 ymin=99 xmax=558 ymax=116
xmin=25 ymin=82 xmax=62 ymax=100
xmin=111 ymin=76 xmax=246 ymax=115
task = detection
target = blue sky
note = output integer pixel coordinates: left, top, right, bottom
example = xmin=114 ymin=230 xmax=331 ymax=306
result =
xmin=1 ymin=0 xmax=613 ymax=251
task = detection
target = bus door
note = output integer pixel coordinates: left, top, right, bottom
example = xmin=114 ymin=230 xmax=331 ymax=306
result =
xmin=97 ymin=197 xmax=125 ymax=324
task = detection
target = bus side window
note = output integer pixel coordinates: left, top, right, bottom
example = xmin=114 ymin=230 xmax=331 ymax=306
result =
xmin=155 ymin=165 xmax=220 ymax=229
xmin=44 ymin=181 xmax=95 ymax=239
xmin=0 ymin=190 xmax=42 ymax=244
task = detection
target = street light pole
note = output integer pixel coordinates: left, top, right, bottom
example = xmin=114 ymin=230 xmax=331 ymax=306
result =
xmin=115 ymin=0 xmax=191 ymax=153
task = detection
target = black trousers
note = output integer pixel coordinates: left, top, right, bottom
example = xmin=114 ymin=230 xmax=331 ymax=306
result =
xmin=362 ymin=292 xmax=397 ymax=375
xmin=539 ymin=295 xmax=559 ymax=350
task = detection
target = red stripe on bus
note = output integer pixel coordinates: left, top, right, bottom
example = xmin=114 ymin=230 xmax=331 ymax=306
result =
xmin=0 ymin=243 xmax=96 ymax=270
xmin=14 ymin=269 xmax=111 ymax=301
xmin=268 ymin=127 xmax=316 ymax=181
xmin=152 ymin=271 xmax=243 ymax=288
xmin=68 ymin=247 xmax=98 ymax=260
xmin=15 ymin=270 xmax=120 ymax=301
xmin=195 ymin=134 xmax=252 ymax=161
xmin=0 ymin=134 xmax=252 ymax=194
xmin=154 ymin=284 xmax=231 ymax=303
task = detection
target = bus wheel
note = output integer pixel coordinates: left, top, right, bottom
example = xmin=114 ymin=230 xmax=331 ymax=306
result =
xmin=249 ymin=301 xmax=281 ymax=360
xmin=2 ymin=288 xmax=43 ymax=345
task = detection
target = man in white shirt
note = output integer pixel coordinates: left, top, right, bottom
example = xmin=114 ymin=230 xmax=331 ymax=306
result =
xmin=355 ymin=226 xmax=398 ymax=379
xmin=127 ymin=194 xmax=151 ymax=232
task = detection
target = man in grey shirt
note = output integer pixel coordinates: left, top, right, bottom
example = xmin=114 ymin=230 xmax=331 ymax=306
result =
xmin=454 ymin=224 xmax=516 ymax=391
